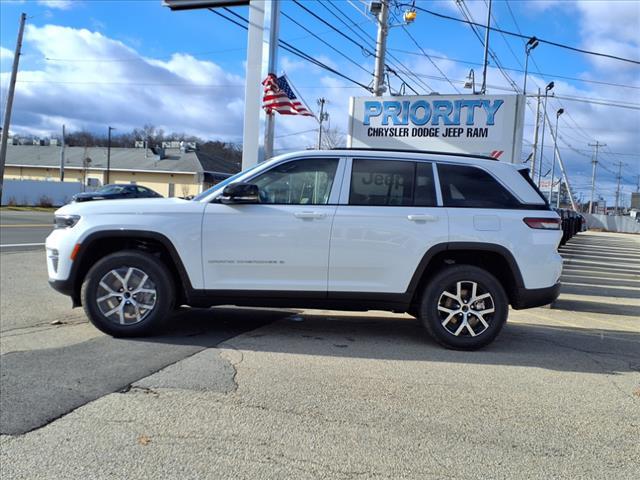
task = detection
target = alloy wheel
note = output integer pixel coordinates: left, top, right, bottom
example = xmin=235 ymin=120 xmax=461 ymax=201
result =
xmin=436 ymin=280 xmax=495 ymax=337
xmin=96 ymin=267 xmax=157 ymax=325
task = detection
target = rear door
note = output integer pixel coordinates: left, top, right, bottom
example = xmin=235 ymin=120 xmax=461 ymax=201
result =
xmin=328 ymin=158 xmax=448 ymax=294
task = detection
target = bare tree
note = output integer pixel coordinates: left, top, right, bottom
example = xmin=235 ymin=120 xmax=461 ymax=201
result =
xmin=320 ymin=127 xmax=346 ymax=150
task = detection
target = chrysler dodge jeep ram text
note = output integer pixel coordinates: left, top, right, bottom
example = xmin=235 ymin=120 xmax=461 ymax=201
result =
xmin=46 ymin=149 xmax=563 ymax=350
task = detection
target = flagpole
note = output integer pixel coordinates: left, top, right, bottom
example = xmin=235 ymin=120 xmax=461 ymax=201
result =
xmin=263 ymin=0 xmax=280 ymax=161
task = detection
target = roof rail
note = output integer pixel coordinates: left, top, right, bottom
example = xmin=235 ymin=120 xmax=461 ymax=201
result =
xmin=331 ymin=147 xmax=497 ymax=161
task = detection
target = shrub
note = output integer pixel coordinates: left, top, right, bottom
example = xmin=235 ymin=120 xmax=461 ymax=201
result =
xmin=38 ymin=195 xmax=54 ymax=208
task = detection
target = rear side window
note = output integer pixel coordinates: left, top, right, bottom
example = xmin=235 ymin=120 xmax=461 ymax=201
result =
xmin=518 ymin=168 xmax=549 ymax=205
xmin=438 ymin=164 xmax=520 ymax=208
xmin=350 ymin=159 xmax=414 ymax=206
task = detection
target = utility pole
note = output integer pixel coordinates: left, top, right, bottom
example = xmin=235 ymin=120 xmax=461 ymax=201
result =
xmin=317 ymin=98 xmax=328 ymax=149
xmin=529 ymin=89 xmax=541 ymax=179
xmin=613 ymin=160 xmax=626 ymax=215
xmin=588 ymin=141 xmax=605 ymax=214
xmin=480 ymin=0 xmax=492 ymax=94
xmin=106 ymin=126 xmax=115 ymax=184
xmin=60 ymin=124 xmax=65 ymax=181
xmin=536 ymin=82 xmax=554 ymax=186
xmin=372 ymin=0 xmax=389 ymax=96
xmin=0 ymin=12 xmax=26 ymax=201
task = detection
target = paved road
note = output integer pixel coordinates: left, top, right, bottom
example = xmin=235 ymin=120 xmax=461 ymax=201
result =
xmin=0 ymin=210 xmax=54 ymax=250
xmin=1 ymin=231 xmax=638 ymax=479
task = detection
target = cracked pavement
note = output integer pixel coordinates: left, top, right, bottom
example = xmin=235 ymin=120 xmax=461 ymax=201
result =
xmin=1 ymin=231 xmax=639 ymax=479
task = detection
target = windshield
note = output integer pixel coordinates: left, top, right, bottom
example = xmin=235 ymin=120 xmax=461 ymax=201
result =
xmin=97 ymin=185 xmax=126 ymax=194
xmin=192 ymin=162 xmax=265 ymax=201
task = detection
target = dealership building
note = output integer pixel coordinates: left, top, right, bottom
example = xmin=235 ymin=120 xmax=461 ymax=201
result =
xmin=3 ymin=142 xmax=237 ymax=198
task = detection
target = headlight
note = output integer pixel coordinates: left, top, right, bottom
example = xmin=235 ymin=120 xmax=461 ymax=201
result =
xmin=54 ymin=214 xmax=81 ymax=229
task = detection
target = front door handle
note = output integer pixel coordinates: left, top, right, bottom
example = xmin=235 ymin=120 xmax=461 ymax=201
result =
xmin=407 ymin=214 xmax=437 ymax=222
xmin=294 ymin=211 xmax=326 ymax=219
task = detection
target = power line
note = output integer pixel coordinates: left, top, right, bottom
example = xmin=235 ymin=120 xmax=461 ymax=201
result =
xmin=387 ymin=48 xmax=640 ymax=90
xmin=402 ymin=3 xmax=640 ymax=65
xmin=398 ymin=23 xmax=460 ymax=93
xmin=212 ymin=8 xmax=372 ymax=92
xmin=280 ymin=10 xmax=371 ymax=76
xmin=290 ymin=0 xmax=423 ymax=94
xmin=322 ymin=0 xmax=434 ymax=93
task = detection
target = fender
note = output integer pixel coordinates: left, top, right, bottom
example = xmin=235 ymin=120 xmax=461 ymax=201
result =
xmin=405 ymin=241 xmax=525 ymax=298
xmin=52 ymin=230 xmax=194 ymax=306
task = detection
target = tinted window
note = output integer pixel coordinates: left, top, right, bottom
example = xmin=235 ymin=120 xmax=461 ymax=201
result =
xmin=350 ymin=159 xmax=414 ymax=206
xmin=438 ymin=164 xmax=520 ymax=208
xmin=415 ymin=162 xmax=437 ymax=207
xmin=252 ymin=158 xmax=338 ymax=205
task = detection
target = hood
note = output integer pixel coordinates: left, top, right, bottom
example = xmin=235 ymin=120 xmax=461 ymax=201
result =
xmin=56 ymin=197 xmax=196 ymax=217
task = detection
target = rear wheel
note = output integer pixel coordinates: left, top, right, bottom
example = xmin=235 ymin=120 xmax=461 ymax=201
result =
xmin=81 ymin=250 xmax=175 ymax=337
xmin=419 ymin=265 xmax=508 ymax=350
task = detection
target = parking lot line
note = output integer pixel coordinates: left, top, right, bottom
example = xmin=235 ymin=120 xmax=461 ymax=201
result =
xmin=0 ymin=224 xmax=52 ymax=228
xmin=0 ymin=243 xmax=46 ymax=248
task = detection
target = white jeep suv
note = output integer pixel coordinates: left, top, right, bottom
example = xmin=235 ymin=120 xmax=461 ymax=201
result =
xmin=46 ymin=149 xmax=563 ymax=350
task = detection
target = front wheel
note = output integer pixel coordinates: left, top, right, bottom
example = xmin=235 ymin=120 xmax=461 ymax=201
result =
xmin=419 ymin=265 xmax=508 ymax=350
xmin=81 ymin=250 xmax=175 ymax=337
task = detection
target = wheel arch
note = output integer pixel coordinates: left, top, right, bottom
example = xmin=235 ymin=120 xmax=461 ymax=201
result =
xmin=407 ymin=242 xmax=525 ymax=308
xmin=69 ymin=230 xmax=192 ymax=307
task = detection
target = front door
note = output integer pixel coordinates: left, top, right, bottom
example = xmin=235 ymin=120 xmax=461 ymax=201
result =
xmin=202 ymin=157 xmax=343 ymax=292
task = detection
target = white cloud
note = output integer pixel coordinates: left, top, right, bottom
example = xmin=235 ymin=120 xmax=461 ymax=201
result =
xmin=0 ymin=46 xmax=13 ymax=60
xmin=37 ymin=0 xmax=74 ymax=10
xmin=0 ymin=24 xmax=246 ymax=141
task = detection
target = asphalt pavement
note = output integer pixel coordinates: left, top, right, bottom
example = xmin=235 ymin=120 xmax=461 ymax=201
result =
xmin=0 ymin=210 xmax=54 ymax=250
xmin=0 ymin=230 xmax=638 ymax=479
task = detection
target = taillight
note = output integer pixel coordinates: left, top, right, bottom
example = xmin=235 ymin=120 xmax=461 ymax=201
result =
xmin=523 ymin=217 xmax=561 ymax=230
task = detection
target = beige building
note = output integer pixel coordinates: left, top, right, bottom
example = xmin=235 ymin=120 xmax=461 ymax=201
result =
xmin=4 ymin=143 xmax=237 ymax=197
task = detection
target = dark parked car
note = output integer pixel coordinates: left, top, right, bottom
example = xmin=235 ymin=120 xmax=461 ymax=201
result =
xmin=72 ymin=184 xmax=163 ymax=203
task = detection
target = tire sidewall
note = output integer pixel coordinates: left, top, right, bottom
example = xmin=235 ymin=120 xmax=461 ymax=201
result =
xmin=81 ymin=250 xmax=174 ymax=337
xmin=420 ymin=265 xmax=508 ymax=350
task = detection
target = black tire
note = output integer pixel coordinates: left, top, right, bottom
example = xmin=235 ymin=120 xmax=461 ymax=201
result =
xmin=418 ymin=265 xmax=508 ymax=350
xmin=81 ymin=250 xmax=175 ymax=337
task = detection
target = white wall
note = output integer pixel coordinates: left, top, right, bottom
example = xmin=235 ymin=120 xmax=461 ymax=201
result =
xmin=1 ymin=179 xmax=83 ymax=207
xmin=584 ymin=214 xmax=640 ymax=234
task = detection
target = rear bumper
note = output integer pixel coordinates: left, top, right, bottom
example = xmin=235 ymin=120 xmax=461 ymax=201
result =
xmin=511 ymin=282 xmax=561 ymax=310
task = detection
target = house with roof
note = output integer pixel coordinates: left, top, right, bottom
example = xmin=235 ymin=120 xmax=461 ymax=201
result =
xmin=3 ymin=142 xmax=238 ymax=198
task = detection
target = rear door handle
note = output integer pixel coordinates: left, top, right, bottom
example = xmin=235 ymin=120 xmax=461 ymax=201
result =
xmin=294 ymin=211 xmax=326 ymax=219
xmin=407 ymin=214 xmax=437 ymax=222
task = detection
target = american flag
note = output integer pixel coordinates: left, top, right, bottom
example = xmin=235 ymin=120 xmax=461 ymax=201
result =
xmin=262 ymin=73 xmax=314 ymax=117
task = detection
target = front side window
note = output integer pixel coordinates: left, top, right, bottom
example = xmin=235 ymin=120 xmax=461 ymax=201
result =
xmin=252 ymin=158 xmax=339 ymax=205
xmin=349 ymin=159 xmax=415 ymax=206
xmin=438 ymin=164 xmax=520 ymax=208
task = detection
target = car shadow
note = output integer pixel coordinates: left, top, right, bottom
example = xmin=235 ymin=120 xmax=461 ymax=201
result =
xmin=131 ymin=306 xmax=640 ymax=376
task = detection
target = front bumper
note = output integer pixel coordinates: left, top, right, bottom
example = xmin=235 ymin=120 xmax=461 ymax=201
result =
xmin=511 ymin=282 xmax=561 ymax=310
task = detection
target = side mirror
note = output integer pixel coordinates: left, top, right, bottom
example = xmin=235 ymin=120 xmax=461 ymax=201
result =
xmin=218 ymin=183 xmax=260 ymax=204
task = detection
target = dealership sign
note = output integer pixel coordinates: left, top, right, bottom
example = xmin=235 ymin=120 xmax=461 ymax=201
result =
xmin=347 ymin=94 xmax=526 ymax=163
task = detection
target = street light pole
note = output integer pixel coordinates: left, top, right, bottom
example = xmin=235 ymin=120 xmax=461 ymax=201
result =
xmin=536 ymin=81 xmax=554 ymax=186
xmin=549 ymin=108 xmax=564 ymax=207
xmin=523 ymin=36 xmax=538 ymax=95
xmin=106 ymin=126 xmax=115 ymax=185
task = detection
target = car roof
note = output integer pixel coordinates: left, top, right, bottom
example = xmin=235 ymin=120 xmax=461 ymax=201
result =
xmin=273 ymin=148 xmax=517 ymax=171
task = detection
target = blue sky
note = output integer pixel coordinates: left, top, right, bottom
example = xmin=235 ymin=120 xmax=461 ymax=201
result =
xmin=1 ymin=0 xmax=639 ymax=205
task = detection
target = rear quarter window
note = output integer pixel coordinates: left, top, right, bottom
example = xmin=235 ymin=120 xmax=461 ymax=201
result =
xmin=437 ymin=164 xmax=521 ymax=209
